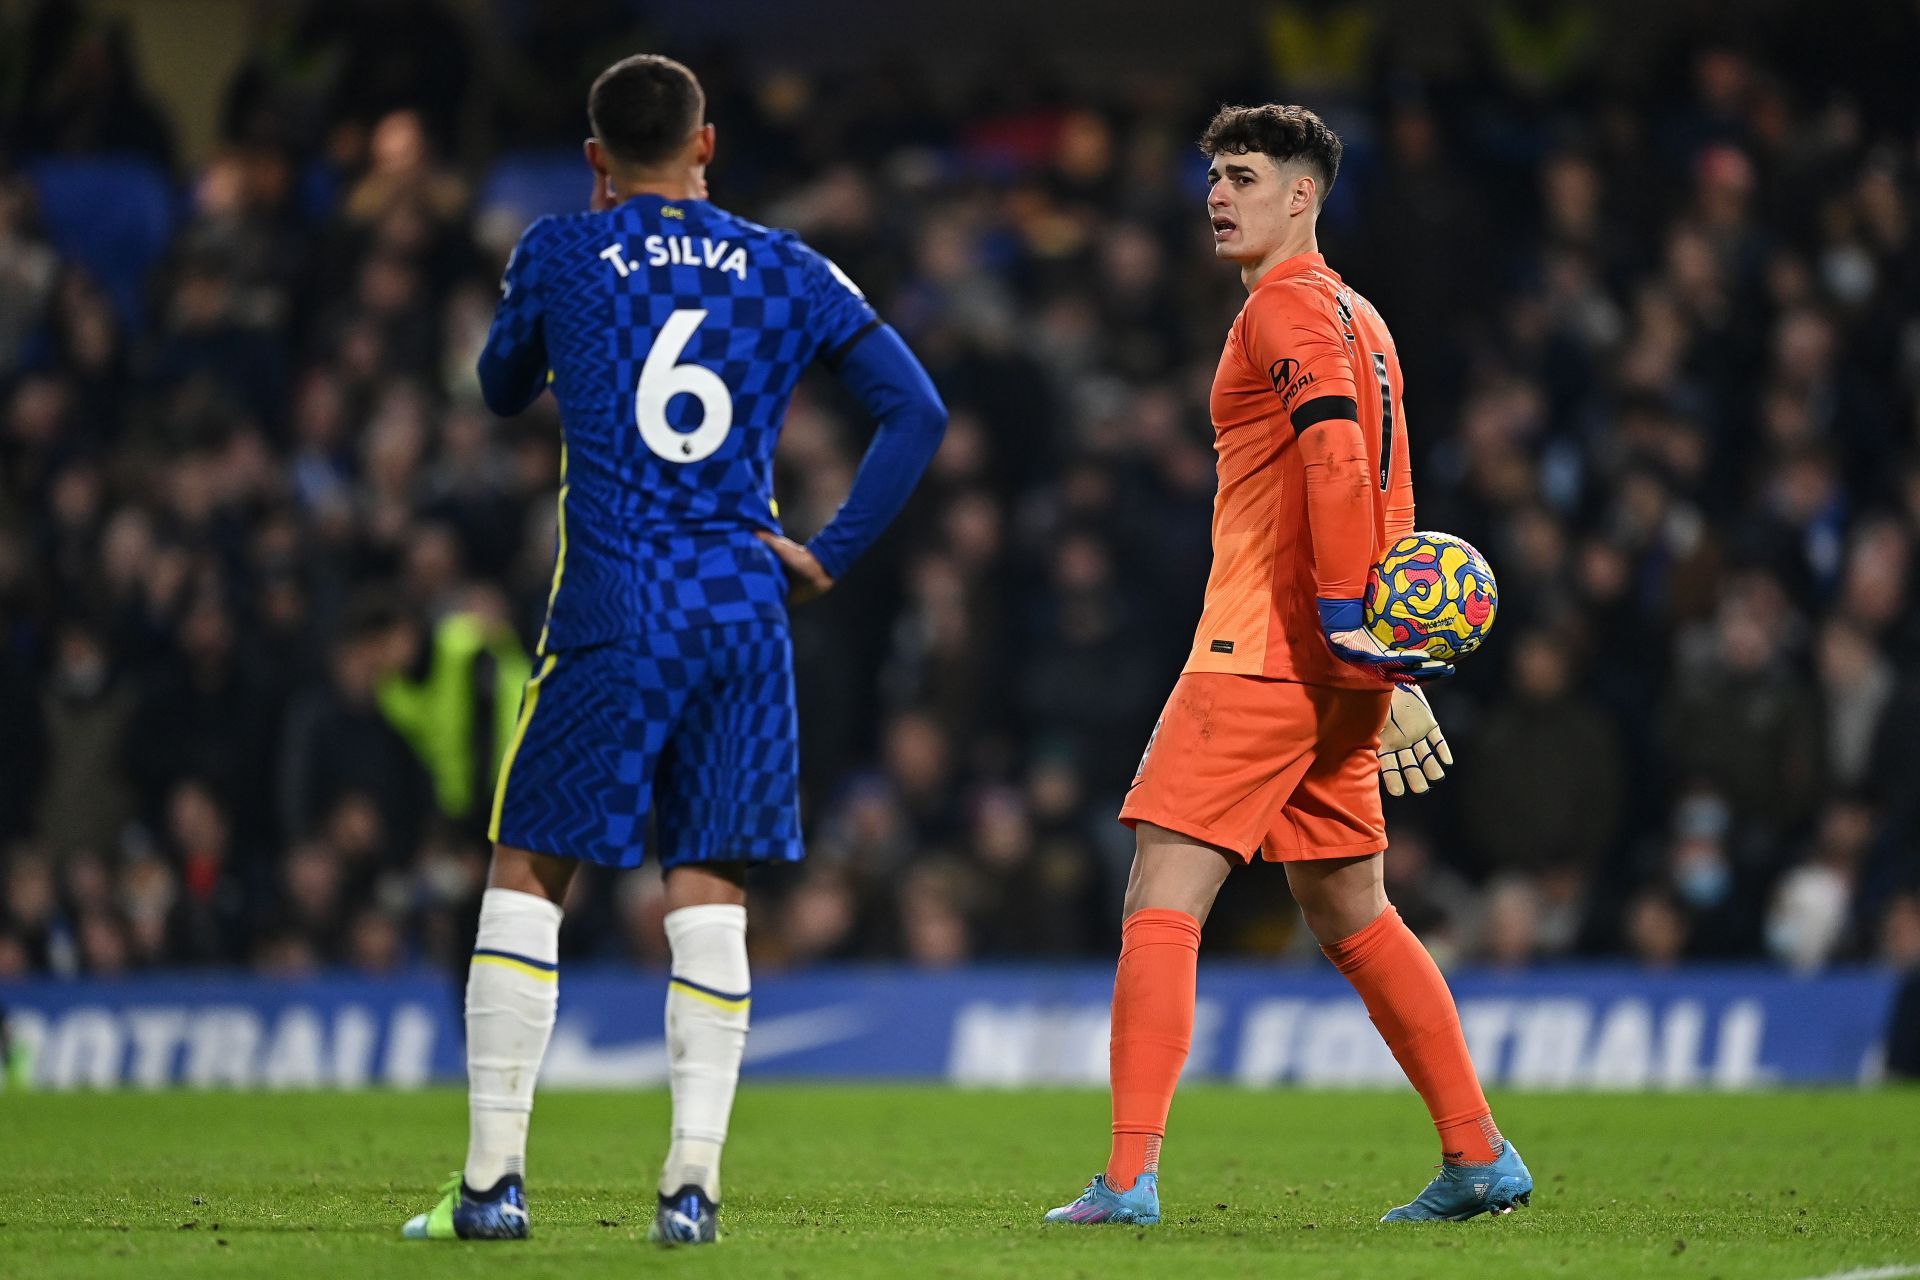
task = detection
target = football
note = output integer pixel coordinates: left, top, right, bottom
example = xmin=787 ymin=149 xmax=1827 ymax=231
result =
xmin=1364 ymin=532 xmax=1498 ymax=662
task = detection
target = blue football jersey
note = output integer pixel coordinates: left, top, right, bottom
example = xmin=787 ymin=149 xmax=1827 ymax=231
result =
xmin=480 ymin=194 xmax=878 ymax=652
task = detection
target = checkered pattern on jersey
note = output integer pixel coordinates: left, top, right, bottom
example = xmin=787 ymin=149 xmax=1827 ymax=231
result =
xmin=502 ymin=199 xmax=875 ymax=651
xmin=492 ymin=620 xmax=803 ymax=869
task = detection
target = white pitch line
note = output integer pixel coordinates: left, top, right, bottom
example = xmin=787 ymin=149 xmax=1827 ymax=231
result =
xmin=1791 ymin=1267 xmax=1920 ymax=1280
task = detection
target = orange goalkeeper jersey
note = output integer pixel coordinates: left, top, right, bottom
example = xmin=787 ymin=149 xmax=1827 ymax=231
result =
xmin=1184 ymin=251 xmax=1414 ymax=687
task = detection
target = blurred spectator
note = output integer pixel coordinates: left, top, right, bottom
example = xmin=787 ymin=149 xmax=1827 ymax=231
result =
xmin=1882 ymin=895 xmax=1920 ymax=1078
xmin=345 ymin=909 xmax=406 ymax=974
xmin=897 ymin=860 xmax=975 ymax=968
xmin=274 ymin=840 xmax=349 ymax=962
xmin=1475 ymin=877 xmax=1545 ymax=970
xmin=2 ymin=849 xmax=71 ymax=974
xmin=162 ymin=779 xmax=250 ymax=964
xmin=0 ymin=180 xmax=59 ymax=376
xmin=1814 ymin=619 xmax=1894 ymax=792
xmin=121 ymin=855 xmax=174 ymax=967
xmin=36 ymin=618 xmax=134 ymax=854
xmin=1018 ymin=528 xmax=1160 ymax=789
xmin=1656 ymin=788 xmax=1766 ymax=958
xmin=1461 ymin=627 xmax=1623 ymax=886
xmin=879 ymin=710 xmax=963 ymax=845
xmin=124 ymin=587 xmax=280 ymax=846
xmin=969 ymin=776 xmax=1101 ymax=956
xmin=1663 ymin=590 xmax=1821 ymax=834
xmin=277 ymin=596 xmax=433 ymax=860
xmin=773 ymin=866 xmax=863 ymax=967
xmin=374 ymin=596 xmax=531 ymax=830
xmin=1765 ymin=800 xmax=1872 ymax=972
xmin=7 ymin=4 xmax=175 ymax=164
xmin=1625 ymin=888 xmax=1691 ymax=970
xmin=77 ymin=909 xmax=128 ymax=976
xmin=0 ymin=936 xmax=31 ymax=979
xmin=1381 ymin=824 xmax=1476 ymax=969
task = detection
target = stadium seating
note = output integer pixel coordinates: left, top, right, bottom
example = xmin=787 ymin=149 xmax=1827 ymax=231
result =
xmin=476 ymin=149 xmax=590 ymax=230
xmin=25 ymin=154 xmax=178 ymax=326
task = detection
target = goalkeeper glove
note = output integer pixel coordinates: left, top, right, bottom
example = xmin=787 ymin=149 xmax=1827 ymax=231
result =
xmin=1316 ymin=598 xmax=1455 ymax=684
xmin=1378 ymin=684 xmax=1453 ymax=796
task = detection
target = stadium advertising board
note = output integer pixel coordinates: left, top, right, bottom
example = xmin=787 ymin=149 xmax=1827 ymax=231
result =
xmin=0 ymin=967 xmax=1896 ymax=1091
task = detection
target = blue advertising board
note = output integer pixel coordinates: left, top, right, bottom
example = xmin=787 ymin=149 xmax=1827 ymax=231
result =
xmin=0 ymin=965 xmax=1900 ymax=1090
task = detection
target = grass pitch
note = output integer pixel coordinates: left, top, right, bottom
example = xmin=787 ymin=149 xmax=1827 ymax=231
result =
xmin=2 ymin=1086 xmax=1917 ymax=1280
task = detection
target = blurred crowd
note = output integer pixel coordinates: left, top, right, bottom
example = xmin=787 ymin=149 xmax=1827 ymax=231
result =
xmin=2 ymin=0 xmax=1919 ymax=981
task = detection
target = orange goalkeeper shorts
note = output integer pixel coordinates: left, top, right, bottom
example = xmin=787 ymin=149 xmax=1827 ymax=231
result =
xmin=1118 ymin=672 xmax=1392 ymax=863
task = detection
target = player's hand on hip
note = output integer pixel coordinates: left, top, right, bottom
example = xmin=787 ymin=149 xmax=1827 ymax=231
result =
xmin=1378 ymin=684 xmax=1453 ymax=796
xmin=756 ymin=531 xmax=835 ymax=604
xmin=1316 ymin=598 xmax=1455 ymax=684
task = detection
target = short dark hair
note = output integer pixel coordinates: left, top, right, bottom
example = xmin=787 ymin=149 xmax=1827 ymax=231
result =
xmin=589 ymin=54 xmax=705 ymax=168
xmin=1199 ymin=104 xmax=1342 ymax=204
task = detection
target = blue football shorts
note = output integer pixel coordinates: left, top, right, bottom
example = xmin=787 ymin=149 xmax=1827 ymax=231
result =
xmin=488 ymin=618 xmax=803 ymax=869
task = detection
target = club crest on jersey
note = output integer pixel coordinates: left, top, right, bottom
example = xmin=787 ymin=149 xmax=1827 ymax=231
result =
xmin=1267 ymin=357 xmax=1316 ymax=409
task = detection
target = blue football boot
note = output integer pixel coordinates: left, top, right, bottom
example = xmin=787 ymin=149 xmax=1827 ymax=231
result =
xmin=1381 ymin=1143 xmax=1533 ymax=1221
xmin=402 ymin=1172 xmax=530 ymax=1240
xmin=1044 ymin=1173 xmax=1161 ymax=1225
xmin=648 ymin=1184 xmax=719 ymax=1245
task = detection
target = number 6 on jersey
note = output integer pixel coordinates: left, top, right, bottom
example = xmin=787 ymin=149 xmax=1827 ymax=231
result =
xmin=637 ymin=308 xmax=732 ymax=462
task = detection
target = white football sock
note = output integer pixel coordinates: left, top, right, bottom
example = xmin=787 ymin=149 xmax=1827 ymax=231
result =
xmin=660 ymin=903 xmax=750 ymax=1201
xmin=464 ymin=887 xmax=562 ymax=1191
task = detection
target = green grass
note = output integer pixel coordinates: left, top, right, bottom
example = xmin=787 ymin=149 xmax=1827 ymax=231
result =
xmin=2 ymin=1088 xmax=1917 ymax=1279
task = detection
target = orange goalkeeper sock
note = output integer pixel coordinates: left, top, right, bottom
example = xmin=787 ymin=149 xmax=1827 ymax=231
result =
xmin=1105 ymin=908 xmax=1202 ymax=1192
xmin=1322 ymin=905 xmax=1504 ymax=1165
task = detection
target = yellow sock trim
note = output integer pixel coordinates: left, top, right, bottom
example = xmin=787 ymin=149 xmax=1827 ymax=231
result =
xmin=668 ymin=979 xmax=751 ymax=1014
xmin=472 ymin=952 xmax=559 ymax=983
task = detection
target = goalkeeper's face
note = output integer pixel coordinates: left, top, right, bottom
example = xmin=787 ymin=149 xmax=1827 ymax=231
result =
xmin=1204 ymin=151 xmax=1305 ymax=264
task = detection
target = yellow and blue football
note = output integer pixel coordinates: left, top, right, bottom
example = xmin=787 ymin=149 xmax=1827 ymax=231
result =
xmin=1364 ymin=532 xmax=1498 ymax=663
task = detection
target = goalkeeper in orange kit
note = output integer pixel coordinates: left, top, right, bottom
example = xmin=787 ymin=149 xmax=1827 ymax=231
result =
xmin=1045 ymin=104 xmax=1531 ymax=1226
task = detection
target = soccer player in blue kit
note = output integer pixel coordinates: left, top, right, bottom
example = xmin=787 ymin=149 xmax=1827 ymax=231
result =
xmin=403 ymin=55 xmax=946 ymax=1246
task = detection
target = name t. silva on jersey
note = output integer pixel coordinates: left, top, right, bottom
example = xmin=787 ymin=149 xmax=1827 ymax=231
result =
xmin=599 ymin=235 xmax=748 ymax=280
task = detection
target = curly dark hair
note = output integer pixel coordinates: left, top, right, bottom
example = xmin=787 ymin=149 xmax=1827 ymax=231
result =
xmin=1198 ymin=104 xmax=1342 ymax=204
xmin=589 ymin=54 xmax=705 ymax=168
